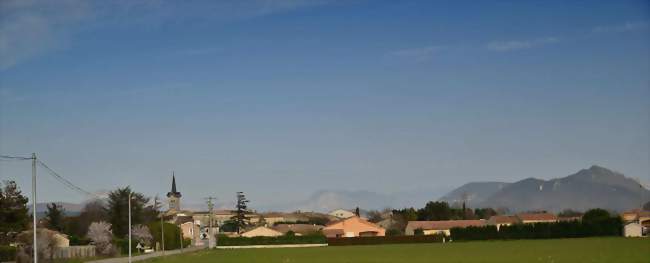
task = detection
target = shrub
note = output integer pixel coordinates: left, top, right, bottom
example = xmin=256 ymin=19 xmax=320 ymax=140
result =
xmin=148 ymin=222 xmax=186 ymax=250
xmin=217 ymin=235 xmax=326 ymax=246
xmin=327 ymin=235 xmax=444 ymax=246
xmin=450 ymin=213 xmax=623 ymax=241
xmin=0 ymin=246 xmax=16 ymax=262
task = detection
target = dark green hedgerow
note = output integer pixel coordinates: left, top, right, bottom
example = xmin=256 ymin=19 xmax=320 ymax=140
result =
xmin=217 ymin=235 xmax=327 ymax=246
xmin=0 ymin=246 xmax=16 ymax=262
xmin=327 ymin=235 xmax=444 ymax=246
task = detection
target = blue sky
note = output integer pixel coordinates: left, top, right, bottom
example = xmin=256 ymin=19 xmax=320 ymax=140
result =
xmin=1 ymin=0 xmax=648 ymax=209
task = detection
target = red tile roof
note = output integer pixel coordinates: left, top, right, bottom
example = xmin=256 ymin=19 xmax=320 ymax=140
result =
xmin=407 ymin=220 xmax=486 ymax=230
xmin=488 ymin=215 xmax=519 ymax=224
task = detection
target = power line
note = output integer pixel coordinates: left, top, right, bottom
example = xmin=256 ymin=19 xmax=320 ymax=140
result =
xmin=0 ymin=155 xmax=33 ymax=160
xmin=2 ymin=154 xmax=101 ymax=198
xmin=36 ymin=160 xmax=101 ymax=198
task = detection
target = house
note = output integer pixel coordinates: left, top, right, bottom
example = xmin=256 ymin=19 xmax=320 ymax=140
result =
xmin=487 ymin=216 xmax=519 ymax=230
xmin=328 ymin=209 xmax=356 ymax=219
xmin=240 ymin=226 xmax=283 ymax=237
xmin=405 ymin=220 xmax=486 ymax=236
xmin=322 ymin=216 xmax=385 ymax=238
xmin=621 ymin=209 xmax=650 ymax=224
xmin=624 ymin=223 xmax=643 ymax=237
xmin=261 ymin=212 xmax=286 ymax=226
xmin=272 ymin=224 xmax=323 ymax=236
xmin=515 ymin=213 xmax=558 ymax=224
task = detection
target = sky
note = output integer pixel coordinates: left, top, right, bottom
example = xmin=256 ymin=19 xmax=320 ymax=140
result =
xmin=0 ymin=0 xmax=649 ymax=210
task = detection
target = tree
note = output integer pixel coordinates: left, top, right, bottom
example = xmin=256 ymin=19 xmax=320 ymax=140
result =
xmin=106 ymin=187 xmax=150 ymax=237
xmin=417 ymin=201 xmax=452 ymax=221
xmin=87 ymin=221 xmax=115 ymax=256
xmin=643 ymin=201 xmax=650 ymax=211
xmin=0 ymin=181 xmax=29 ymax=245
xmin=582 ymin=209 xmax=611 ymax=224
xmin=366 ymin=210 xmax=383 ymax=223
xmin=148 ymin=222 xmax=187 ymax=250
xmin=558 ymin=209 xmax=583 ymax=218
xmin=45 ymin=203 xmax=65 ymax=232
xmin=131 ymin=225 xmax=153 ymax=247
xmin=232 ymin=192 xmax=250 ymax=233
xmin=64 ymin=199 xmax=108 ymax=239
xmin=474 ymin=208 xmax=498 ymax=219
xmin=16 ymin=229 xmax=59 ymax=261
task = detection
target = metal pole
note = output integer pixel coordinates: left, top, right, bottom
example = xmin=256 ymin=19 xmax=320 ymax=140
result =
xmin=31 ymin=153 xmax=37 ymax=263
xmin=128 ymin=192 xmax=132 ymax=263
xmin=161 ymin=209 xmax=165 ymax=255
xmin=179 ymin=228 xmax=183 ymax=253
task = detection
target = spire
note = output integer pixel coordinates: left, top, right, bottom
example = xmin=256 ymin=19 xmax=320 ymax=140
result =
xmin=167 ymin=172 xmax=181 ymax=198
xmin=171 ymin=172 xmax=177 ymax=193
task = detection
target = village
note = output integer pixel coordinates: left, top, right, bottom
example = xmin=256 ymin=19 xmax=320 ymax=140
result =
xmin=2 ymin=173 xmax=646 ymax=262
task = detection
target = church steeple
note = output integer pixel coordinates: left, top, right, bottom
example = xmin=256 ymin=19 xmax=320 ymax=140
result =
xmin=167 ymin=172 xmax=182 ymax=198
xmin=171 ymin=174 xmax=178 ymax=194
xmin=167 ymin=172 xmax=182 ymax=212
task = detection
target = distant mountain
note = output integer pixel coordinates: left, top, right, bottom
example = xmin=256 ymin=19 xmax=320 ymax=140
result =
xmin=259 ymin=187 xmax=452 ymax=213
xmin=32 ymin=202 xmax=83 ymax=213
xmin=438 ymin=182 xmax=510 ymax=207
xmin=441 ymin=165 xmax=650 ymax=212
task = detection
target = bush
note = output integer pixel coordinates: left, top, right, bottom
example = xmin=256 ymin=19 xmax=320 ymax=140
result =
xmin=217 ymin=235 xmax=326 ymax=246
xmin=0 ymin=246 xmax=16 ymax=262
xmin=451 ymin=214 xmax=623 ymax=241
xmin=148 ymin=222 xmax=187 ymax=250
xmin=327 ymin=235 xmax=444 ymax=246
xmin=68 ymin=235 xmax=91 ymax=246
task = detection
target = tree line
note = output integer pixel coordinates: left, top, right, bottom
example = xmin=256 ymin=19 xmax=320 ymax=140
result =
xmin=0 ymin=180 xmax=187 ymax=259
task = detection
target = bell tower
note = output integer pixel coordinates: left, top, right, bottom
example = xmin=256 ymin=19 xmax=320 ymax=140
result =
xmin=167 ymin=173 xmax=182 ymax=212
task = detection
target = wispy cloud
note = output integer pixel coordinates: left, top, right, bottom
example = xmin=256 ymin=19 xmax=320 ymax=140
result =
xmin=388 ymin=46 xmax=445 ymax=62
xmin=486 ymin=37 xmax=559 ymax=52
xmin=0 ymin=0 xmax=92 ymax=70
xmin=592 ymin=21 xmax=649 ymax=33
xmin=0 ymin=0 xmax=338 ymax=70
xmin=175 ymin=47 xmax=224 ymax=56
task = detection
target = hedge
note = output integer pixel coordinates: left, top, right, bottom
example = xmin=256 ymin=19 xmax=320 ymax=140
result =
xmin=327 ymin=235 xmax=444 ymax=246
xmin=0 ymin=246 xmax=16 ymax=262
xmin=216 ymin=235 xmax=326 ymax=246
xmin=451 ymin=218 xmax=623 ymax=241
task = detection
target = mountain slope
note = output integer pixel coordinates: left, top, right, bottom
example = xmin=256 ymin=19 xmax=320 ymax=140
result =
xmin=438 ymin=182 xmax=510 ymax=206
xmin=444 ymin=166 xmax=649 ymax=212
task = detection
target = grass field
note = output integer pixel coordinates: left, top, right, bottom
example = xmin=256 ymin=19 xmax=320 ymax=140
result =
xmin=142 ymin=237 xmax=650 ymax=263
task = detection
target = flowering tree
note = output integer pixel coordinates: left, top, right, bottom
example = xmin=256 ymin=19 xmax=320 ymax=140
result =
xmin=87 ymin=221 xmax=114 ymax=255
xmin=131 ymin=224 xmax=153 ymax=247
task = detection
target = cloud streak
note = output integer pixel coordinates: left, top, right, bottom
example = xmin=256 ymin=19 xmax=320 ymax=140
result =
xmin=388 ymin=46 xmax=445 ymax=62
xmin=0 ymin=0 xmax=338 ymax=70
xmin=486 ymin=37 xmax=559 ymax=52
xmin=592 ymin=21 xmax=649 ymax=33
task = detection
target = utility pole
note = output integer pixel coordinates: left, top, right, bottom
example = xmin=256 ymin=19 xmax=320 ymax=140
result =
xmin=128 ymin=192 xmax=132 ymax=263
xmin=31 ymin=153 xmax=37 ymax=263
xmin=154 ymin=196 xmax=165 ymax=255
xmin=206 ymin=197 xmax=216 ymax=248
xmin=179 ymin=228 xmax=183 ymax=253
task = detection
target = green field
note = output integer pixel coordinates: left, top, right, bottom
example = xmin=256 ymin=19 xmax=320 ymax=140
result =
xmin=142 ymin=237 xmax=649 ymax=263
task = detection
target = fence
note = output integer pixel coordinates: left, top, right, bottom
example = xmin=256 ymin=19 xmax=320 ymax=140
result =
xmin=53 ymin=245 xmax=96 ymax=259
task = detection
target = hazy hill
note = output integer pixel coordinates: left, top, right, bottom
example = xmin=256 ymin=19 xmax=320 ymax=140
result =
xmin=438 ymin=182 xmax=511 ymax=207
xmin=442 ymin=165 xmax=649 ymax=212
